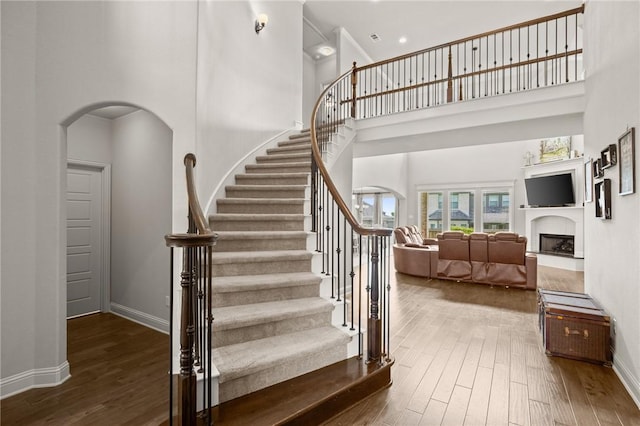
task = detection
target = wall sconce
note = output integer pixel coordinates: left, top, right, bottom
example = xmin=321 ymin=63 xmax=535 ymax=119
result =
xmin=255 ymin=13 xmax=268 ymax=34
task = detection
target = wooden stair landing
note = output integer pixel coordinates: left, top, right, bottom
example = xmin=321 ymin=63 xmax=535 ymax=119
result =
xmin=213 ymin=356 xmax=393 ymax=426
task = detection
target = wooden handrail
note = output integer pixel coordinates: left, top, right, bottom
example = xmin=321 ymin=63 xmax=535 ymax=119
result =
xmin=310 ymin=73 xmax=392 ymax=238
xmin=183 ymin=153 xmax=211 ymax=235
xmin=356 ymin=4 xmax=584 ymax=73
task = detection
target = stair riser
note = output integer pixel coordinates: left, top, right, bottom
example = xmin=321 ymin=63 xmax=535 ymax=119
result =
xmin=266 ymin=147 xmax=311 ymax=156
xmin=210 ymin=219 xmax=304 ymax=232
xmin=256 ymin=155 xmax=310 ymax=164
xmin=225 ymin=188 xmax=306 ymax=199
xmin=235 ymin=176 xmax=309 ymax=185
xmin=213 ymin=284 xmax=320 ymax=308
xmin=245 ymin=164 xmax=311 ymax=174
xmin=278 ymin=140 xmax=310 ymax=148
xmin=216 ymin=202 xmax=304 ymax=215
xmin=213 ymin=311 xmax=332 ymax=348
xmin=214 ymin=237 xmax=307 ymax=252
xmin=218 ymin=345 xmax=347 ymax=403
xmin=213 ymin=258 xmax=311 ymax=276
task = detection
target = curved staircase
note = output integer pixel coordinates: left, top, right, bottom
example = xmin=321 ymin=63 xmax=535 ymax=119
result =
xmin=209 ymin=130 xmax=352 ymax=403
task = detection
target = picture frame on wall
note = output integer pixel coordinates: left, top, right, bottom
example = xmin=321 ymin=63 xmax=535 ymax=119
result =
xmin=585 ymin=158 xmax=593 ymax=202
xmin=618 ymin=127 xmax=636 ymax=196
xmin=595 ymin=179 xmax=612 ymax=219
xmin=601 ymin=144 xmax=617 ymax=169
xmin=539 ymin=136 xmax=571 ymax=163
xmin=592 ymin=157 xmax=604 ymax=179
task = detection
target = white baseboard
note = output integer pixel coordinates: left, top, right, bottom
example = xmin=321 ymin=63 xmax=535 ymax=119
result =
xmin=110 ymin=302 xmax=169 ymax=334
xmin=614 ymin=359 xmax=640 ymax=409
xmin=0 ymin=361 xmax=70 ymax=400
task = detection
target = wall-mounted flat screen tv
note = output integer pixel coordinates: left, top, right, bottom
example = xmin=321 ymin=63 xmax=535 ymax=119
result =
xmin=524 ymin=173 xmax=575 ymax=207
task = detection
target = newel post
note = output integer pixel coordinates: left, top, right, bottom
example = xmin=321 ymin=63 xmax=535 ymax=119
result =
xmin=350 ymin=61 xmax=358 ymax=118
xmin=446 ymin=46 xmax=453 ymax=103
xmin=368 ymin=235 xmax=382 ymax=362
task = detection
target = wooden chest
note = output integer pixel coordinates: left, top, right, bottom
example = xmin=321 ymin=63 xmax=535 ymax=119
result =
xmin=538 ymin=289 xmax=612 ymax=366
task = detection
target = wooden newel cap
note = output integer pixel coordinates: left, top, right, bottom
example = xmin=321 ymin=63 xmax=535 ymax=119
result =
xmin=165 ymin=232 xmax=218 ymax=248
xmin=184 ymin=153 xmax=196 ymax=167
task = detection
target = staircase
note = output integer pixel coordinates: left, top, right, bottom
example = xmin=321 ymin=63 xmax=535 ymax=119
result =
xmin=209 ymin=130 xmax=352 ymax=403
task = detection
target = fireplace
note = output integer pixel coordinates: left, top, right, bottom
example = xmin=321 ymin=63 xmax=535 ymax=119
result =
xmin=539 ymin=233 xmax=575 ymax=257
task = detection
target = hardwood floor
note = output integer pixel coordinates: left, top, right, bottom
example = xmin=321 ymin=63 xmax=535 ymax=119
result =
xmin=0 ymin=313 xmax=169 ymax=425
xmin=324 ymin=266 xmax=640 ymax=426
xmin=1 ymin=266 xmax=638 ymax=425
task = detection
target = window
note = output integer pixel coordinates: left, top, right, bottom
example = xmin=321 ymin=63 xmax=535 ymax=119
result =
xmin=449 ymin=191 xmax=474 ymax=234
xmin=419 ymin=192 xmax=443 ymax=238
xmin=418 ymin=183 xmax=513 ymax=235
xmin=353 ymin=191 xmax=398 ymax=229
xmin=482 ymin=190 xmax=511 ymax=232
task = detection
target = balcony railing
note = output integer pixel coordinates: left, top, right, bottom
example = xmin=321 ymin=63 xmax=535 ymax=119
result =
xmin=319 ymin=5 xmax=584 ymax=125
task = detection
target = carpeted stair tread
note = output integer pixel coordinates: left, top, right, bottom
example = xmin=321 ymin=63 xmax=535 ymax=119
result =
xmin=255 ymin=152 xmax=311 ymax=163
xmin=213 ymin=326 xmax=351 ymax=383
xmin=213 ymin=297 xmax=333 ymax=331
xmin=211 ymin=249 xmax=312 ymax=264
xmin=217 ymin=198 xmax=304 ymax=206
xmin=215 ymin=230 xmax=309 ymax=240
xmin=245 ymin=162 xmax=311 ymax=173
xmin=277 ymin=139 xmax=311 ymax=147
xmin=266 ymin=145 xmax=311 ymax=155
xmin=213 ymin=272 xmax=321 ymax=293
xmin=225 ymin=184 xmax=307 ymax=191
xmin=211 ymin=213 xmax=304 ymax=221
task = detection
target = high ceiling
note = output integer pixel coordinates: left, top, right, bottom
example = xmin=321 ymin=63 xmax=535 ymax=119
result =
xmin=303 ymin=0 xmax=583 ymax=63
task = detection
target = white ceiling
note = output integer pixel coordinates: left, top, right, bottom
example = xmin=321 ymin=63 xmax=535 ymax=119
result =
xmin=303 ymin=1 xmax=583 ymax=63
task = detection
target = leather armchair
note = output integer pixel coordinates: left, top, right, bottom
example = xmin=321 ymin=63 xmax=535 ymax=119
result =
xmin=436 ymin=231 xmax=472 ymax=280
xmin=487 ymin=232 xmax=537 ymax=290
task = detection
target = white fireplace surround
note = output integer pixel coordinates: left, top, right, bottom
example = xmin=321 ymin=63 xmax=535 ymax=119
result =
xmin=525 ymin=207 xmax=584 ymax=258
xmin=522 ymin=157 xmax=585 ymax=270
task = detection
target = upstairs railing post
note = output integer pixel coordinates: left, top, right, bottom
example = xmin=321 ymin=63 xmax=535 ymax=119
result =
xmin=350 ymin=62 xmax=358 ymax=118
xmin=367 ymin=235 xmax=382 ymax=363
xmin=447 ymin=46 xmax=453 ymax=103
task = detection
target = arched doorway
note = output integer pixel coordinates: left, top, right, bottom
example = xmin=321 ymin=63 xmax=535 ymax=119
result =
xmin=63 ymin=103 xmax=173 ymax=331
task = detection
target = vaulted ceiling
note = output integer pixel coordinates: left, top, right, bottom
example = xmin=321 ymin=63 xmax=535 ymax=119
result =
xmin=303 ymin=1 xmax=583 ymax=63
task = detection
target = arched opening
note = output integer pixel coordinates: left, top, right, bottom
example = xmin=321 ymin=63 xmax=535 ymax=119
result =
xmin=63 ymin=103 xmax=173 ymax=329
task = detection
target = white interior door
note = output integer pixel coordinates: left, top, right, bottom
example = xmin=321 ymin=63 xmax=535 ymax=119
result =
xmin=67 ymin=166 xmax=103 ymax=318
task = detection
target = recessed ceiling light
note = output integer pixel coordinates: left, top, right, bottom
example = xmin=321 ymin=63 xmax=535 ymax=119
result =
xmin=399 ymin=36 xmax=407 ymax=44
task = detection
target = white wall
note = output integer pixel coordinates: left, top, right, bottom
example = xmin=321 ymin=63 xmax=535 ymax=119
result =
xmin=196 ymin=1 xmax=303 ymax=213
xmin=1 ymin=0 xmax=197 ymax=396
xmin=1 ymin=0 xmax=38 ymax=386
xmin=336 ymin=27 xmax=373 ymax=74
xmin=355 ymin=137 xmax=584 ymax=231
xmin=67 ymin=114 xmax=113 ymax=164
xmin=303 ymin=53 xmax=317 ymax=127
xmin=583 ymin=0 xmax=640 ymax=405
xmin=111 ymin=110 xmax=172 ymax=327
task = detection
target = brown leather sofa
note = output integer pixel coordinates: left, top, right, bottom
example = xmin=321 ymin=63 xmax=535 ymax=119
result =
xmin=392 ymin=226 xmax=438 ymax=278
xmin=393 ymin=228 xmax=537 ymax=290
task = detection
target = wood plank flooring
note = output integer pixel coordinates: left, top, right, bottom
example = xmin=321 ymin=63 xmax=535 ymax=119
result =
xmin=324 ymin=266 xmax=640 ymax=426
xmin=1 ymin=266 xmax=638 ymax=425
xmin=0 ymin=313 xmax=169 ymax=425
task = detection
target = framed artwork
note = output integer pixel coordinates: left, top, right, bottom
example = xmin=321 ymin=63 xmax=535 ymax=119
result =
xmin=618 ymin=127 xmax=636 ymax=195
xmin=539 ymin=136 xmax=571 ymax=163
xmin=584 ymin=158 xmax=593 ymax=203
xmin=595 ymin=179 xmax=612 ymax=219
xmin=601 ymin=144 xmax=617 ymax=170
xmin=592 ymin=157 xmax=604 ymax=179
